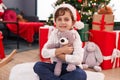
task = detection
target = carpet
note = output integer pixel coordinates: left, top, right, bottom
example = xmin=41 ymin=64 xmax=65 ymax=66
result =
xmin=3 ymin=38 xmax=39 ymax=55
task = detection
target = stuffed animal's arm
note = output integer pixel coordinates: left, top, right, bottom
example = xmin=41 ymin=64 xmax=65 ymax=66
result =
xmin=47 ymin=43 xmax=60 ymax=49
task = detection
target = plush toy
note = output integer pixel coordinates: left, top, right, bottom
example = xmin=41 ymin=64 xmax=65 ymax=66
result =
xmin=0 ymin=0 xmax=7 ymax=21
xmin=47 ymin=30 xmax=76 ymax=76
xmin=82 ymin=42 xmax=103 ymax=72
xmin=17 ymin=14 xmax=28 ymax=22
xmin=97 ymin=5 xmax=113 ymax=14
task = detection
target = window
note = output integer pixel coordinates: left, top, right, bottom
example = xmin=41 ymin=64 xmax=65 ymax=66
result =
xmin=108 ymin=0 xmax=120 ymax=22
xmin=37 ymin=0 xmax=57 ymax=21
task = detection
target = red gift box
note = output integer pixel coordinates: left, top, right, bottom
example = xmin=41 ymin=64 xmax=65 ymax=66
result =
xmin=0 ymin=31 xmax=5 ymax=59
xmin=118 ymin=32 xmax=120 ymax=50
xmin=89 ymin=30 xmax=116 ymax=70
xmin=39 ymin=26 xmax=54 ymax=62
xmin=111 ymin=31 xmax=120 ymax=68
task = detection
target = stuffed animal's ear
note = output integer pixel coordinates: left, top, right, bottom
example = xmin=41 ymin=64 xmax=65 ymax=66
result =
xmin=94 ymin=43 xmax=103 ymax=64
xmin=82 ymin=43 xmax=89 ymax=63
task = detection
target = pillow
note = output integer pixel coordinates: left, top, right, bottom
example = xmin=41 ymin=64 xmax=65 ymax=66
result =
xmin=3 ymin=9 xmax=17 ymax=22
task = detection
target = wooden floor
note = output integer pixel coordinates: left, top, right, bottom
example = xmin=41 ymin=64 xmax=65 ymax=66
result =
xmin=0 ymin=49 xmax=120 ymax=80
xmin=0 ymin=49 xmax=40 ymax=80
xmin=102 ymin=68 xmax=120 ymax=80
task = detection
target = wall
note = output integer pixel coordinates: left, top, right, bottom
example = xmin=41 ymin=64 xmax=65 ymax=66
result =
xmin=3 ymin=0 xmax=36 ymax=16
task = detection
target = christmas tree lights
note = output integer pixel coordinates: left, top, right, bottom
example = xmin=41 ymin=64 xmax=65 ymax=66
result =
xmin=47 ymin=0 xmax=110 ymax=25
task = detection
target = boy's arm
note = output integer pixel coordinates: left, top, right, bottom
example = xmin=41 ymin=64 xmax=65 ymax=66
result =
xmin=64 ymin=31 xmax=84 ymax=65
xmin=55 ymin=44 xmax=73 ymax=61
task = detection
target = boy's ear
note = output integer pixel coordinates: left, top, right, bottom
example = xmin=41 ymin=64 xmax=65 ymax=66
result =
xmin=72 ymin=21 xmax=75 ymax=25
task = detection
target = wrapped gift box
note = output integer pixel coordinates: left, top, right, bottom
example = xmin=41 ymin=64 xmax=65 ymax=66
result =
xmin=112 ymin=56 xmax=120 ymax=68
xmin=39 ymin=26 xmax=54 ymax=62
xmin=111 ymin=31 xmax=120 ymax=68
xmin=77 ymin=24 xmax=89 ymax=42
xmin=0 ymin=31 xmax=5 ymax=59
xmin=89 ymin=30 xmax=120 ymax=70
xmin=92 ymin=14 xmax=114 ymax=31
xmin=118 ymin=32 xmax=120 ymax=50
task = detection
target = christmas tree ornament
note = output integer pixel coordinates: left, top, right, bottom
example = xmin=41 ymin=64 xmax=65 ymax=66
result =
xmin=77 ymin=0 xmax=82 ymax=3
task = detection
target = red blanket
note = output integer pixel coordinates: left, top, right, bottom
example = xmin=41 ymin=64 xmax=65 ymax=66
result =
xmin=6 ymin=22 xmax=44 ymax=43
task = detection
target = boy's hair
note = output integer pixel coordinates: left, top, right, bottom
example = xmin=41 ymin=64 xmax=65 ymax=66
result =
xmin=54 ymin=7 xmax=74 ymax=22
xmin=53 ymin=4 xmax=84 ymax=30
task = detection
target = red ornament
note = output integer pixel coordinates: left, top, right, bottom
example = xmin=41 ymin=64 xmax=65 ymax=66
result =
xmin=76 ymin=10 xmax=81 ymax=21
xmin=78 ymin=0 xmax=82 ymax=3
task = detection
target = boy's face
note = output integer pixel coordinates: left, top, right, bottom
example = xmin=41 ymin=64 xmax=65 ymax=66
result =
xmin=55 ymin=11 xmax=75 ymax=32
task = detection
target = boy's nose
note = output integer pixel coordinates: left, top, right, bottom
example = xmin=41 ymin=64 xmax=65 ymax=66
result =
xmin=61 ymin=20 xmax=66 ymax=24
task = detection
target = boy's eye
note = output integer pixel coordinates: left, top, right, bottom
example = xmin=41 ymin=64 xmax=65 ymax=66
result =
xmin=57 ymin=18 xmax=62 ymax=21
xmin=57 ymin=17 xmax=70 ymax=22
xmin=64 ymin=18 xmax=69 ymax=21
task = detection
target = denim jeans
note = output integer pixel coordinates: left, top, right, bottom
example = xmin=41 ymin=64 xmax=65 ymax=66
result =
xmin=33 ymin=61 xmax=87 ymax=80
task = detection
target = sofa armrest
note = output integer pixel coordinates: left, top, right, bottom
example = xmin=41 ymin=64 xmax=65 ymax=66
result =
xmin=23 ymin=16 xmax=39 ymax=22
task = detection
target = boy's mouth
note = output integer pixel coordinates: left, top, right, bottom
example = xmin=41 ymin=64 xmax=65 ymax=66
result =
xmin=60 ymin=26 xmax=66 ymax=28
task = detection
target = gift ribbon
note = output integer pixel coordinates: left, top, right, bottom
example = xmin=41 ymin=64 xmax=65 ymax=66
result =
xmin=103 ymin=56 xmax=112 ymax=60
xmin=111 ymin=49 xmax=120 ymax=68
xmin=111 ymin=31 xmax=120 ymax=68
xmin=92 ymin=14 xmax=114 ymax=31
xmin=103 ymin=50 xmax=120 ymax=69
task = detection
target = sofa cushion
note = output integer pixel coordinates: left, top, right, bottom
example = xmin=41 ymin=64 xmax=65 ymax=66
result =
xmin=3 ymin=9 xmax=17 ymax=22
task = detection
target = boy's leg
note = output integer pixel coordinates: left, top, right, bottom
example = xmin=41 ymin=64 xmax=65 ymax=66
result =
xmin=60 ymin=65 xmax=87 ymax=80
xmin=33 ymin=62 xmax=61 ymax=80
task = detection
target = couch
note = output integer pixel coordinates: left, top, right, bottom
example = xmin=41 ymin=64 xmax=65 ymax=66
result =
xmin=1 ymin=8 xmax=45 ymax=43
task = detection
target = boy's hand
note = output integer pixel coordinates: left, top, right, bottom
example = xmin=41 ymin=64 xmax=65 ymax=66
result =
xmin=61 ymin=44 xmax=73 ymax=54
xmin=55 ymin=44 xmax=73 ymax=61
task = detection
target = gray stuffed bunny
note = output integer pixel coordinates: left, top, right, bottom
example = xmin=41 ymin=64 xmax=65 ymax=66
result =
xmin=82 ymin=42 xmax=103 ymax=72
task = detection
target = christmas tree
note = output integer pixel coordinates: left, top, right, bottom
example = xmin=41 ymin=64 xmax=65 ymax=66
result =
xmin=47 ymin=0 xmax=110 ymax=26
